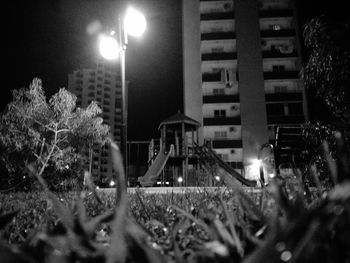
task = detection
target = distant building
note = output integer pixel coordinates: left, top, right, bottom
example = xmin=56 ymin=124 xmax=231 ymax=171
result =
xmin=182 ymin=0 xmax=307 ymax=179
xmin=68 ymin=61 xmax=124 ymax=186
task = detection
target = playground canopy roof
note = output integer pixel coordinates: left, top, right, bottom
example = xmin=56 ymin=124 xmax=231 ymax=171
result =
xmin=158 ymin=111 xmax=201 ymax=130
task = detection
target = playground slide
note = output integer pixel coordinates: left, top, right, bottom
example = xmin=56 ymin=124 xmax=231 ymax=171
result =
xmin=138 ymin=145 xmax=174 ymax=187
xmin=196 ymin=145 xmax=257 ymax=187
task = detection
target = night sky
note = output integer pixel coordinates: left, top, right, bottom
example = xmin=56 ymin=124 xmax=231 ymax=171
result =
xmin=2 ymin=0 xmax=348 ymax=141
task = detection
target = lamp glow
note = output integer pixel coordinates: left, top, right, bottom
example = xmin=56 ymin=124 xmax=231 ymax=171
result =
xmin=177 ymin=177 xmax=183 ymax=183
xmin=109 ymin=180 xmax=116 ymax=187
xmin=251 ymin=159 xmax=262 ymax=171
xmin=99 ymin=35 xmax=120 ymax=60
xmin=124 ymin=7 xmax=147 ymax=37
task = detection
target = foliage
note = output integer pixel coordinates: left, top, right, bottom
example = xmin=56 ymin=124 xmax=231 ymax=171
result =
xmin=0 ymin=135 xmax=349 ymax=263
xmin=301 ymin=15 xmax=350 ymax=123
xmin=300 ymin=16 xmax=350 ymax=185
xmin=0 ymin=78 xmax=110 ymax=191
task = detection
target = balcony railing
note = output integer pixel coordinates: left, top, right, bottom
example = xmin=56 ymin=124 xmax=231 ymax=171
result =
xmin=262 ymin=49 xmax=297 ymax=58
xmin=202 ymin=52 xmax=237 ymax=61
xmin=265 ymin=92 xmax=303 ymax=102
xmin=203 ymin=94 xmax=240 ymax=103
xmin=260 ymin=29 xmax=295 ymax=37
xmin=212 ymin=139 xmax=242 ymax=148
xmin=201 ymin=12 xmax=234 ymax=21
xmin=201 ymin=31 xmax=236 ymax=40
xmin=203 ymin=116 xmax=241 ymax=126
xmin=264 ymin=71 xmax=299 ymax=80
xmin=259 ymin=9 xmax=293 ymax=18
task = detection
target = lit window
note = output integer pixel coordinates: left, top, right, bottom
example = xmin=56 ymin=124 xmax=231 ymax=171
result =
xmin=272 ymin=25 xmax=281 ymax=30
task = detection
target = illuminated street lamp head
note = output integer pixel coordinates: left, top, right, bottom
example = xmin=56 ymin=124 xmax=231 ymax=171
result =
xmin=124 ymin=7 xmax=147 ymax=37
xmin=99 ymin=34 xmax=120 ymax=60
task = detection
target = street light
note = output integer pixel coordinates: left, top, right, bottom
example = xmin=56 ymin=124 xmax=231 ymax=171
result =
xmin=258 ymin=143 xmax=276 ymax=186
xmin=99 ymin=6 xmax=146 ymax=185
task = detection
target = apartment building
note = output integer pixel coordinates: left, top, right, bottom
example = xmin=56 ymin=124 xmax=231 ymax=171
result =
xmin=182 ymin=0 xmax=307 ymax=179
xmin=68 ymin=61 xmax=123 ymax=186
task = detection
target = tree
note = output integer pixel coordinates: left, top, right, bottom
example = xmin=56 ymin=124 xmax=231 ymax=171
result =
xmin=300 ymin=16 xmax=350 ymax=186
xmin=301 ymin=15 xmax=350 ymax=123
xmin=0 ymin=78 xmax=110 ymax=190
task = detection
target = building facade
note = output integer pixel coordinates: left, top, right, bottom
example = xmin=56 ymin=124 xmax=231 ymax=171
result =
xmin=182 ymin=0 xmax=307 ymax=179
xmin=68 ymin=61 xmax=123 ymax=186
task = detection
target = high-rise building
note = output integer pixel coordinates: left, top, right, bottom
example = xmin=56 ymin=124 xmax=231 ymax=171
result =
xmin=68 ymin=61 xmax=123 ymax=186
xmin=182 ymin=0 xmax=307 ymax=179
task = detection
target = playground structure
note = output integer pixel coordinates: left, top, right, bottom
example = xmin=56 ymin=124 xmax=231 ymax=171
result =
xmin=137 ymin=112 xmax=257 ymax=187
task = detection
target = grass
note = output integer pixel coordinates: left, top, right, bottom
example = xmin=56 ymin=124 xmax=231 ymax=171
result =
xmin=0 ymin=137 xmax=349 ymax=263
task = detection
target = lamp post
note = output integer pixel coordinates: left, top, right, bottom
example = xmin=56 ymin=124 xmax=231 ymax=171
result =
xmin=99 ymin=6 xmax=146 ymax=185
xmin=258 ymin=143 xmax=276 ymax=185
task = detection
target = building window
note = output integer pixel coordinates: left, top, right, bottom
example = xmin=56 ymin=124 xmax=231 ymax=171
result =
xmin=223 ymin=3 xmax=231 ymax=10
xmin=212 ymin=67 xmax=224 ymax=73
xmin=218 ymin=153 xmax=229 ymax=161
xmin=214 ymin=110 xmax=226 ymax=118
xmin=272 ymin=65 xmax=285 ymax=72
xmin=212 ymin=47 xmax=224 ymax=53
xmin=272 ymin=25 xmax=281 ymax=30
xmin=213 ymin=88 xmax=225 ymax=95
xmin=274 ymin=86 xmax=287 ymax=93
xmin=214 ymin=131 xmax=227 ymax=139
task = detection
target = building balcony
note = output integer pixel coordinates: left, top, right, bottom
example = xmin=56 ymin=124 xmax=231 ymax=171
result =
xmin=262 ymin=49 xmax=297 ymax=58
xmin=259 ymin=9 xmax=293 ymax=18
xmin=267 ymin=115 xmax=305 ymax=124
xmin=212 ymin=139 xmax=242 ymax=148
xmin=200 ymin=12 xmax=234 ymax=21
xmin=265 ymin=92 xmax=303 ymax=102
xmin=201 ymin=52 xmax=237 ymax=61
xmin=201 ymin=31 xmax=236 ymax=40
xmin=260 ymin=29 xmax=295 ymax=38
xmin=203 ymin=116 xmax=241 ymax=126
xmin=264 ymin=71 xmax=299 ymax=80
xmin=203 ymin=94 xmax=240 ymax=103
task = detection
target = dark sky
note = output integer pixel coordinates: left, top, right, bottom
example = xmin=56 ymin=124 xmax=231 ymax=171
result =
xmin=2 ymin=0 xmax=348 ymax=141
